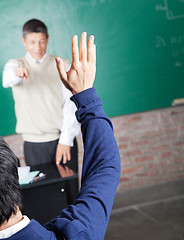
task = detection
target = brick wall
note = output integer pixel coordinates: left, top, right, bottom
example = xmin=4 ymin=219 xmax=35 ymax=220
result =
xmin=112 ymin=105 xmax=184 ymax=190
xmin=3 ymin=105 xmax=184 ymax=191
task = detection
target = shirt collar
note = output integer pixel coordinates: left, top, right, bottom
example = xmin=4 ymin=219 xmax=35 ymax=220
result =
xmin=0 ymin=215 xmax=30 ymax=239
xmin=27 ymin=52 xmax=48 ymax=63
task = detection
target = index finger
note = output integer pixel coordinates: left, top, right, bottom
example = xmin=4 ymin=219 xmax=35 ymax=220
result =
xmin=72 ymin=35 xmax=79 ymax=65
xmin=24 ymin=67 xmax=29 ymax=77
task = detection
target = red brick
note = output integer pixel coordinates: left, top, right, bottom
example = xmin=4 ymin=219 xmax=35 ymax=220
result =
xmin=130 ymin=116 xmax=142 ymax=122
xmin=120 ymin=176 xmax=131 ymax=182
xmin=174 ymin=141 xmax=184 ymax=146
xmin=124 ymin=149 xmax=141 ymax=157
xmin=143 ymin=112 xmax=159 ymax=119
xmin=135 ymin=156 xmax=154 ymax=162
xmin=131 ymin=140 xmax=152 ymax=147
xmin=161 ymin=152 xmax=173 ymax=158
xmin=136 ymin=171 xmax=157 ymax=177
xmin=156 ymin=135 xmax=178 ymax=142
xmin=149 ymin=161 xmax=168 ymax=168
xmin=171 ymin=109 xmax=184 ymax=116
xmin=118 ymin=143 xmax=128 ymax=150
xmin=160 ymin=165 xmax=183 ymax=174
xmin=123 ymin=165 xmax=142 ymax=174
xmin=115 ymin=135 xmax=130 ymax=142
xmin=149 ymin=144 xmax=170 ymax=152
xmin=121 ymin=159 xmax=132 ymax=165
xmin=174 ymin=158 xmax=184 ymax=164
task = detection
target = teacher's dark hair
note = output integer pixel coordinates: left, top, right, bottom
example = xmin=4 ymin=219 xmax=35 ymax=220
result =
xmin=0 ymin=137 xmax=22 ymax=226
xmin=23 ymin=18 xmax=48 ymax=38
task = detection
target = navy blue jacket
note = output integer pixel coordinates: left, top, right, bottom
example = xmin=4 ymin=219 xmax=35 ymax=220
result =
xmin=4 ymin=87 xmax=121 ymax=240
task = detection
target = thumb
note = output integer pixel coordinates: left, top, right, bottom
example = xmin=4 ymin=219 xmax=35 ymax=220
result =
xmin=55 ymin=57 xmax=67 ymax=81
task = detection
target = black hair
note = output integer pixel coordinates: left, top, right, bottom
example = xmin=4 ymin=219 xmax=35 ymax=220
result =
xmin=23 ymin=18 xmax=48 ymax=38
xmin=0 ymin=137 xmax=22 ymax=226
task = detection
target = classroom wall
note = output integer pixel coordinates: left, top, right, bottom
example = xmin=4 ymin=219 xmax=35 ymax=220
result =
xmin=4 ymin=105 xmax=184 ymax=191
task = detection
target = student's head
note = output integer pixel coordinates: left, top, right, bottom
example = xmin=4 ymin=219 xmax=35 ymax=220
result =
xmin=0 ymin=137 xmax=22 ymax=227
xmin=22 ymin=19 xmax=49 ymax=60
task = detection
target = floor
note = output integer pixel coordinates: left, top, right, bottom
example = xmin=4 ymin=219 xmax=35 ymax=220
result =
xmin=105 ymin=179 xmax=184 ymax=240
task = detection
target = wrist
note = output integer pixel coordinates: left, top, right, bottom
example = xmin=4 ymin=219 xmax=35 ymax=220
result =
xmin=71 ymin=87 xmax=101 ymax=109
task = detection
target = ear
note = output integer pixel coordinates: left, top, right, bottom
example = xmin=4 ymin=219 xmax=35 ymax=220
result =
xmin=46 ymin=35 xmax=49 ymax=44
xmin=21 ymin=36 xmax=26 ymax=47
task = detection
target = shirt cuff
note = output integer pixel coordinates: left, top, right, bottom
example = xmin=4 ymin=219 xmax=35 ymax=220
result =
xmin=58 ymin=132 xmax=74 ymax=147
xmin=70 ymin=87 xmax=101 ymax=109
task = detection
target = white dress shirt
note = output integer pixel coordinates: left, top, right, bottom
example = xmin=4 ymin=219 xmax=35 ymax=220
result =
xmin=2 ymin=52 xmax=80 ymax=146
xmin=0 ymin=216 xmax=30 ymax=239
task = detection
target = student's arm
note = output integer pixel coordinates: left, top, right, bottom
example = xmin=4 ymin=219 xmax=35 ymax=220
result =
xmin=45 ymin=33 xmax=121 ymax=239
xmin=2 ymin=61 xmax=28 ymax=88
xmin=45 ymin=87 xmax=121 ymax=240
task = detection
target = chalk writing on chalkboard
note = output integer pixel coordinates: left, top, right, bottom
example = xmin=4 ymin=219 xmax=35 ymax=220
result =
xmin=156 ymin=36 xmax=166 ymax=48
xmin=156 ymin=0 xmax=184 ymax=20
xmin=155 ymin=35 xmax=184 ymax=67
xmin=68 ymin=0 xmax=112 ymax=8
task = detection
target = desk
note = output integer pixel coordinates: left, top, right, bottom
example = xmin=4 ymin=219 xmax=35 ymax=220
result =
xmin=21 ymin=162 xmax=78 ymax=225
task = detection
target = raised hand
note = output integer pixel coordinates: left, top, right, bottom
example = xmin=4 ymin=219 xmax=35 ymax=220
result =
xmin=55 ymin=32 xmax=96 ymax=95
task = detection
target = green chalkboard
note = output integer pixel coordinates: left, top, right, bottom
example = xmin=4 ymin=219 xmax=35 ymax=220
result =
xmin=0 ymin=0 xmax=184 ymax=135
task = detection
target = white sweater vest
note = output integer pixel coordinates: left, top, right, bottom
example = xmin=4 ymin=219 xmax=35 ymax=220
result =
xmin=10 ymin=53 xmax=69 ymax=142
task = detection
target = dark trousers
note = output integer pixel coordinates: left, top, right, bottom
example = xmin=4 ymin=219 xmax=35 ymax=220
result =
xmin=24 ymin=138 xmax=78 ymax=173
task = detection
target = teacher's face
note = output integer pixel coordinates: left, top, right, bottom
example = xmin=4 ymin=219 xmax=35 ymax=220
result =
xmin=22 ymin=32 xmax=49 ymax=60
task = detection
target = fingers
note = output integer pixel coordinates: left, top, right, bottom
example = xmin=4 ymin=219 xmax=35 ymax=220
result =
xmin=56 ymin=154 xmax=61 ymax=165
xmin=62 ymin=147 xmax=71 ymax=164
xmin=80 ymin=32 xmax=87 ymax=61
xmin=24 ymin=68 xmax=29 ymax=78
xmin=67 ymin=150 xmax=71 ymax=161
xmin=55 ymin=57 xmax=67 ymax=81
xmin=80 ymin=33 xmax=96 ymax=64
xmin=72 ymin=33 xmax=95 ymax=64
xmin=56 ymin=144 xmax=63 ymax=165
xmin=72 ymin=35 xmax=79 ymax=66
xmin=93 ymin=44 xmax=96 ymax=65
xmin=56 ymin=144 xmax=71 ymax=165
xmin=14 ymin=66 xmax=29 ymax=80
xmin=62 ymin=153 xmax=67 ymax=164
xmin=87 ymin=35 xmax=96 ymax=64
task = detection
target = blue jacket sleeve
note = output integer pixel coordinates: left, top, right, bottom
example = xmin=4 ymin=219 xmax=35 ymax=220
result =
xmin=45 ymin=87 xmax=121 ymax=240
